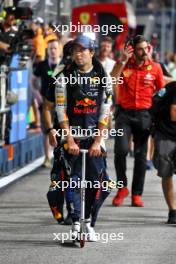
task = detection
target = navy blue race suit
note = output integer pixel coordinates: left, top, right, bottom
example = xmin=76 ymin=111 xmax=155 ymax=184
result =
xmin=52 ymin=58 xmax=112 ymax=225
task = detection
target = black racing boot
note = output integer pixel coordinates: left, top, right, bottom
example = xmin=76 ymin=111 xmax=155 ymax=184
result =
xmin=167 ymin=210 xmax=176 ymax=224
xmin=64 ymin=213 xmax=73 ymax=225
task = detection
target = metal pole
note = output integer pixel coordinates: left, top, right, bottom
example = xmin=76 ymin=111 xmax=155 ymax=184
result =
xmin=80 ymin=149 xmax=87 ymax=223
xmin=60 ymin=0 xmax=71 ymax=21
xmin=160 ymin=7 xmax=166 ymax=62
xmin=43 ymin=0 xmax=46 ymax=23
xmin=57 ymin=0 xmax=61 ymax=23
xmin=132 ymin=0 xmax=137 ymax=10
xmin=170 ymin=0 xmax=175 ymax=52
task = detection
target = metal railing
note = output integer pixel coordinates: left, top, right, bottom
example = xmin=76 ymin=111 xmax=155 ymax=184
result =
xmin=0 ymin=65 xmax=10 ymax=146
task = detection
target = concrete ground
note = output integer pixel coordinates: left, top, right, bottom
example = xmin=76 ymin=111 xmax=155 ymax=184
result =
xmin=0 ymin=139 xmax=176 ymax=264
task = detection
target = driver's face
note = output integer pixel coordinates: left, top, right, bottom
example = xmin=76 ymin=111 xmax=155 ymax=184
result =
xmin=72 ymin=45 xmax=94 ymax=67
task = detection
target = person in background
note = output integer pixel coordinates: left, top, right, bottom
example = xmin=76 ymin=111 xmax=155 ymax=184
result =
xmin=153 ymin=81 xmax=176 ymax=224
xmin=43 ymin=40 xmax=74 ymax=225
xmin=98 ymin=37 xmax=116 ymax=134
xmin=98 ymin=36 xmax=116 ymax=75
xmin=30 ymin=19 xmax=46 ymax=63
xmin=111 ymin=35 xmax=164 ymax=207
xmin=146 ymin=49 xmax=173 ymax=171
xmin=44 ymin=23 xmax=58 ymax=50
xmin=0 ymin=8 xmax=16 ymax=63
xmin=30 ymin=39 xmax=63 ymax=168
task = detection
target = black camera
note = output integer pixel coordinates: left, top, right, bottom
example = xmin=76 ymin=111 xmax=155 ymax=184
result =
xmin=9 ymin=23 xmax=35 ymax=65
xmin=0 ymin=6 xmax=34 ymax=66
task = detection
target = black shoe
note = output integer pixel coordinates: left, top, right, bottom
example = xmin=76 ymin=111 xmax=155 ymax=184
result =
xmin=64 ymin=214 xmax=73 ymax=225
xmin=167 ymin=210 xmax=176 ymax=224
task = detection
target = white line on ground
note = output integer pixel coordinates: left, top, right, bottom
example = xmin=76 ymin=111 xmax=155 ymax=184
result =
xmin=0 ymin=156 xmax=44 ymax=189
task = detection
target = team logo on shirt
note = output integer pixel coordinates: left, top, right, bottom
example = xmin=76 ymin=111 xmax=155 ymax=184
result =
xmin=144 ymin=73 xmax=154 ymax=86
xmin=56 ymin=95 xmax=65 ymax=104
xmin=76 ymin=98 xmax=96 ymax=107
xmin=146 ymin=65 xmax=152 ymax=71
xmin=144 ymin=73 xmax=153 ymax=80
xmin=74 ymin=98 xmax=97 ymax=114
xmin=90 ymin=76 xmax=100 ymax=84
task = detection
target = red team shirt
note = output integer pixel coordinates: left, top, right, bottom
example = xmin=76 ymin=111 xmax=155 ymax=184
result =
xmin=117 ymin=58 xmax=165 ymax=110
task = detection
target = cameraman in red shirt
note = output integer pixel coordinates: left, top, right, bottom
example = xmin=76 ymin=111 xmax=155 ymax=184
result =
xmin=111 ymin=35 xmax=164 ymax=207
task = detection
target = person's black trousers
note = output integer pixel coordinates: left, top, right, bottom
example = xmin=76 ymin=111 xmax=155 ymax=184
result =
xmin=114 ymin=106 xmax=152 ymax=195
